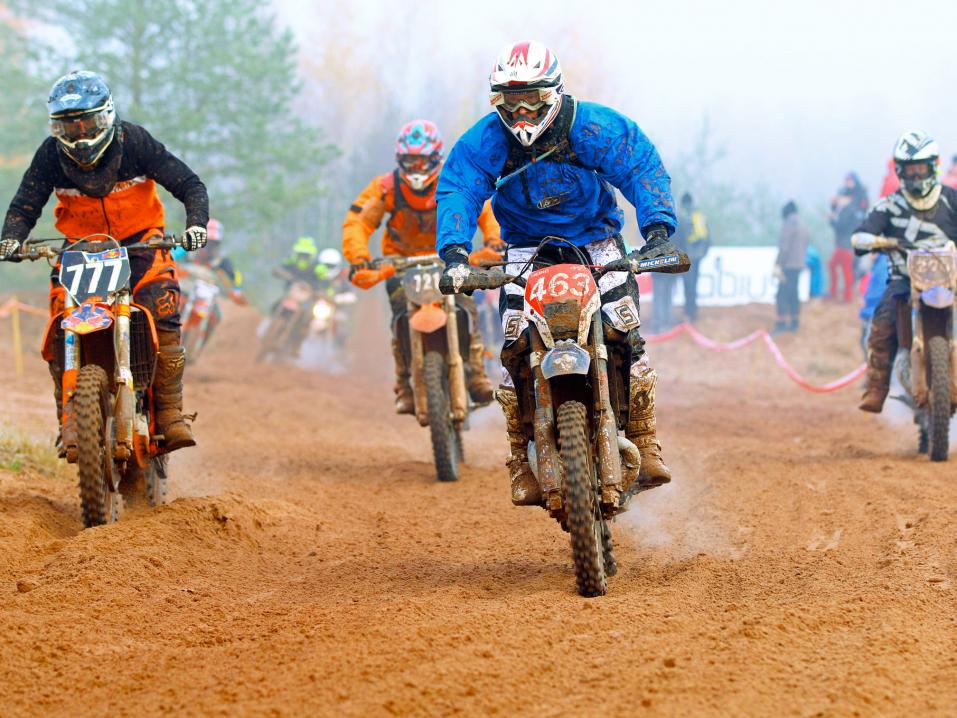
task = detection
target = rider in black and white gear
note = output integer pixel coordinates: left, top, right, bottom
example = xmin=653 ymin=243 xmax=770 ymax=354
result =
xmin=852 ymin=130 xmax=957 ymax=413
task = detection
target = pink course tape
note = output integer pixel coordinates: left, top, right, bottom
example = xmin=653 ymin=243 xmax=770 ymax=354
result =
xmin=646 ymin=322 xmax=866 ymax=393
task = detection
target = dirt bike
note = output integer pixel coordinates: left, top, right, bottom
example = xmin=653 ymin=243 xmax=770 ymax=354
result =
xmin=310 ymin=287 xmax=357 ymax=351
xmin=8 ymin=234 xmax=189 ymax=527
xmin=891 ymin=241 xmax=957 ymax=461
xmin=442 ymin=238 xmax=689 ymax=596
xmin=374 ymin=254 xmax=474 ymax=482
xmin=257 ymin=279 xmax=317 ymax=363
xmin=178 ymin=263 xmax=221 ymax=364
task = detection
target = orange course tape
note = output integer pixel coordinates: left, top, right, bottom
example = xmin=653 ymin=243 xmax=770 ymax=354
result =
xmin=646 ymin=322 xmax=866 ymax=393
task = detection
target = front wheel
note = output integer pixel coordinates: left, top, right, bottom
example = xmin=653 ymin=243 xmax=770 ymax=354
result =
xmin=74 ymin=364 xmax=119 ymax=527
xmin=423 ymin=351 xmax=458 ymax=482
xmin=558 ymin=400 xmax=607 ymax=597
xmin=927 ymin=335 xmax=951 ymax=461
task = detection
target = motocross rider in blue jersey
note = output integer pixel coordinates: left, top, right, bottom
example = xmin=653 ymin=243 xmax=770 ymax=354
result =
xmin=436 ymin=41 xmax=679 ymax=506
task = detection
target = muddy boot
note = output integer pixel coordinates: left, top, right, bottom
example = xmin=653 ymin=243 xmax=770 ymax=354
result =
xmin=392 ymin=338 xmax=414 ymax=415
xmin=860 ymin=320 xmax=893 ymax=413
xmin=496 ymin=386 xmax=541 ymax=506
xmin=627 ymin=363 xmax=672 ymax=488
xmin=155 ymin=330 xmax=196 ymax=451
xmin=466 ymin=334 xmax=494 ymax=405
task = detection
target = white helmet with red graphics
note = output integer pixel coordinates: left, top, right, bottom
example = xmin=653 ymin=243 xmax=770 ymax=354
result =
xmin=489 ymin=41 xmax=564 ymax=147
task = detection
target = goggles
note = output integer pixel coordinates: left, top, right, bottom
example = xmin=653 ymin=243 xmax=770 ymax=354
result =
xmin=50 ymin=106 xmax=113 ymax=145
xmin=900 ymin=162 xmax=934 ymax=180
xmin=489 ymin=87 xmax=559 ymax=112
xmin=398 ymin=153 xmax=440 ymax=174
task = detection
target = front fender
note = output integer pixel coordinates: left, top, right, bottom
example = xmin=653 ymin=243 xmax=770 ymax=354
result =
xmin=541 ymin=340 xmax=591 ymax=379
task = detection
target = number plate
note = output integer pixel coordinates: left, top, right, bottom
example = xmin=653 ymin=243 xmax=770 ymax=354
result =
xmin=59 ymin=247 xmax=131 ymax=304
xmin=402 ymin=266 xmax=444 ymax=306
xmin=524 ymin=263 xmax=598 ymax=318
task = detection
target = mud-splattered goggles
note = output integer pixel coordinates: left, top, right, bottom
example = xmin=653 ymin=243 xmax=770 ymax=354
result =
xmin=489 ymin=87 xmax=560 ymax=112
xmin=49 ymin=105 xmax=114 ymax=145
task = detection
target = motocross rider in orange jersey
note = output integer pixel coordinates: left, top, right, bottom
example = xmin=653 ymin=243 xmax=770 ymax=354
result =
xmin=0 ymin=71 xmax=208 ymax=452
xmin=342 ymin=120 xmax=503 ymax=413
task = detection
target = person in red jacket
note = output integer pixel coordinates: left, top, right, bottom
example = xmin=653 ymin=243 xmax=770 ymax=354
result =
xmin=341 ymin=120 xmax=502 ymax=413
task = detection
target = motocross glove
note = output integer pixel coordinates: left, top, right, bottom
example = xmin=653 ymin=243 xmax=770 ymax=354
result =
xmin=0 ymin=238 xmax=21 ymax=261
xmin=183 ymin=225 xmax=208 ymax=252
xmin=440 ymin=245 xmax=473 ymax=295
xmin=637 ymin=224 xmax=678 ymax=259
xmin=351 ymin=264 xmax=396 ymax=290
xmin=348 ymin=260 xmax=372 ymax=281
xmin=469 ymin=245 xmax=504 ymax=267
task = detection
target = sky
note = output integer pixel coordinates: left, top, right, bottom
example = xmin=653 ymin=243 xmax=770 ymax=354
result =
xmin=275 ymin=0 xmax=957 ymax=207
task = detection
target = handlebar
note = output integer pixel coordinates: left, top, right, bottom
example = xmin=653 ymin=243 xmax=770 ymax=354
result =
xmin=371 ymin=254 xmax=441 ymax=271
xmin=440 ymin=251 xmax=692 ymax=295
xmin=8 ymin=233 xmax=185 ymax=262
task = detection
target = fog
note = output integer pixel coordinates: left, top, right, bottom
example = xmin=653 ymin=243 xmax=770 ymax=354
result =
xmin=278 ymin=0 xmax=957 ymax=207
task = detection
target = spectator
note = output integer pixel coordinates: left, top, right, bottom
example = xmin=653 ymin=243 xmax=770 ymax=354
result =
xmin=774 ymin=201 xmax=809 ymax=334
xmin=944 ymin=154 xmax=957 ymax=189
xmin=674 ymin=192 xmax=710 ymax=323
xmin=828 ymin=172 xmax=868 ymax=301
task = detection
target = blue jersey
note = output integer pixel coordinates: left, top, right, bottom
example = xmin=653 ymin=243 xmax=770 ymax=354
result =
xmin=436 ymin=100 xmax=676 ymax=256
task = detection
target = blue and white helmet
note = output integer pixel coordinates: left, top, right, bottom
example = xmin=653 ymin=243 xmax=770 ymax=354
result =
xmin=48 ymin=71 xmax=116 ymax=166
xmin=893 ymin=130 xmax=940 ymax=199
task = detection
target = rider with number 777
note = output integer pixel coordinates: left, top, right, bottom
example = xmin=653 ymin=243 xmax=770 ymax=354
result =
xmin=0 ymin=71 xmax=209 ymax=451
xmin=436 ymin=41 xmax=680 ymax=507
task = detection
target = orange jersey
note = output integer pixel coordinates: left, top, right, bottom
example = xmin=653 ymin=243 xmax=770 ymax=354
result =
xmin=342 ymin=170 xmax=500 ymax=263
xmin=53 ymin=176 xmax=166 ymax=241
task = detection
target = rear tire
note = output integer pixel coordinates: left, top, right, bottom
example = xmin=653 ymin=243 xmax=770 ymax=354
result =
xmin=75 ymin=365 xmax=119 ymax=528
xmin=424 ymin=351 xmax=458 ymax=482
xmin=558 ymin=400 xmax=607 ymax=597
xmin=927 ymin=336 xmax=950 ymax=462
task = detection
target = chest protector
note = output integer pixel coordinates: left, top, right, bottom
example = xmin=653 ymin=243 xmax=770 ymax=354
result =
xmin=384 ymin=170 xmax=438 ymax=256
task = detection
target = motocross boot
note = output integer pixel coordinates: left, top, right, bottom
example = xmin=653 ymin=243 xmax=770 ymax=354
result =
xmin=466 ymin=333 xmax=494 ymax=405
xmin=496 ymin=386 xmax=542 ymax=506
xmin=392 ymin=338 xmax=414 ymax=415
xmin=859 ymin=318 xmax=894 ymax=413
xmin=626 ymin=363 xmax=672 ymax=488
xmin=154 ymin=330 xmax=196 ymax=451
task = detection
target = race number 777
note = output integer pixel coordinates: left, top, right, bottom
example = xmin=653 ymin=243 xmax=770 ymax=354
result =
xmin=63 ymin=258 xmax=126 ymax=297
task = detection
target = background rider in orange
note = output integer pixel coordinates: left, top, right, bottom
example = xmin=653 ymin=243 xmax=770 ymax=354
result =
xmin=342 ymin=119 xmax=502 ymax=413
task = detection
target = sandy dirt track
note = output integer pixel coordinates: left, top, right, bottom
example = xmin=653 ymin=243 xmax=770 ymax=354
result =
xmin=1 ymin=298 xmax=956 ymax=717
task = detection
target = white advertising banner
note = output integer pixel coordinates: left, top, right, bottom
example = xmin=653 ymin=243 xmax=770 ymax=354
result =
xmin=651 ymin=246 xmax=810 ymax=307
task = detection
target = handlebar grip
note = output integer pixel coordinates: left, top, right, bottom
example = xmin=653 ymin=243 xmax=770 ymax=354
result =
xmin=439 ymin=268 xmax=513 ymax=295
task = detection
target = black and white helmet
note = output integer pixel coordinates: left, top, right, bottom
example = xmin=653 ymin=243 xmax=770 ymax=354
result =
xmin=893 ymin=130 xmax=940 ymax=198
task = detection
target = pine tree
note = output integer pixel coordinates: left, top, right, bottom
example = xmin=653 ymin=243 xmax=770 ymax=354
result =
xmin=11 ymin=0 xmax=337 ymax=242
